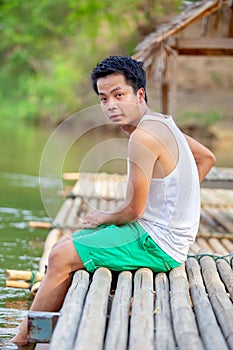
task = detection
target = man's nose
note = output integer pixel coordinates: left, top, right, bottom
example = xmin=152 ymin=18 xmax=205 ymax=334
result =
xmin=107 ymin=97 xmax=117 ymax=110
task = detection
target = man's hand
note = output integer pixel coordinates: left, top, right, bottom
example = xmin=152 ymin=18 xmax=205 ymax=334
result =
xmin=82 ymin=210 xmax=108 ymax=228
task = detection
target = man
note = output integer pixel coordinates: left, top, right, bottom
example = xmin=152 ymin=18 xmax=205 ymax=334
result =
xmin=12 ymin=55 xmax=215 ymax=345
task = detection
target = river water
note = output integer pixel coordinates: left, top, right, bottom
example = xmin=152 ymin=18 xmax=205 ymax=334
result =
xmin=0 ymin=118 xmax=128 ymax=348
xmin=0 ymin=119 xmax=232 ymax=348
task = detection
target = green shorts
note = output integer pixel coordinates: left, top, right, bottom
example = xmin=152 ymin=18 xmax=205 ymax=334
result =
xmin=72 ymin=221 xmax=181 ymax=273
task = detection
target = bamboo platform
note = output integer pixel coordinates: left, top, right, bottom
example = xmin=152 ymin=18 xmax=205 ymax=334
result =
xmin=7 ymin=168 xmax=233 ymax=349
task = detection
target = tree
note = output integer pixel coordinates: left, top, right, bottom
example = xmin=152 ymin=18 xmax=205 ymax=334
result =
xmin=0 ymin=0 xmax=181 ymax=124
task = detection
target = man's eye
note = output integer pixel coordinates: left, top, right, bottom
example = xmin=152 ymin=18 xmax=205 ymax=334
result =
xmin=100 ymin=97 xmax=107 ymax=103
xmin=116 ymin=93 xmax=122 ymax=98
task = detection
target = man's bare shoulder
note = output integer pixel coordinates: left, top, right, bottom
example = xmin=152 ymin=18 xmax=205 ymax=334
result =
xmin=131 ymin=119 xmax=171 ymax=144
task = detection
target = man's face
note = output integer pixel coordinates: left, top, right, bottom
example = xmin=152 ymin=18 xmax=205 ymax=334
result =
xmin=97 ymin=73 xmax=145 ymax=128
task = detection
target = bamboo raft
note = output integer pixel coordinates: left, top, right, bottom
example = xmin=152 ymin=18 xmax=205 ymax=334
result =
xmin=6 ymin=168 xmax=233 ymax=349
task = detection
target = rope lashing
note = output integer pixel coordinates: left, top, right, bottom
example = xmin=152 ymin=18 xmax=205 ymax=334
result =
xmin=187 ymin=252 xmax=233 ymax=265
xmin=29 ymin=271 xmax=38 ymax=290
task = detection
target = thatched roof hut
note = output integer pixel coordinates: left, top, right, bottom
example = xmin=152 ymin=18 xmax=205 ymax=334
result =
xmin=133 ymin=0 xmax=233 ymax=115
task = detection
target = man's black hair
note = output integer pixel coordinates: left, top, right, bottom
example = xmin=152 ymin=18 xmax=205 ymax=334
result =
xmin=91 ymin=55 xmax=147 ymax=103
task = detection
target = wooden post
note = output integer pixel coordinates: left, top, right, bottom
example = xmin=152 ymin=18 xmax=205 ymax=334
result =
xmin=28 ymin=311 xmax=60 ymax=343
xmin=229 ymin=1 xmax=233 ymax=38
xmin=161 ymin=79 xmax=169 ymax=115
xmin=170 ymin=51 xmax=177 ymax=117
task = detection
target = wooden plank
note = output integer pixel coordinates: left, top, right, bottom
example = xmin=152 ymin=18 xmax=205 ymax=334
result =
xmin=49 ymin=270 xmax=90 ymax=350
xmin=186 ymin=258 xmax=228 ymax=350
xmin=200 ymin=255 xmax=233 ymax=349
xmin=129 ymin=268 xmax=154 ymax=350
xmin=104 ymin=271 xmax=132 ymax=350
xmin=170 ymin=37 xmax=233 ymax=56
xmin=169 ymin=264 xmax=204 ymax=350
xmin=74 ymin=268 xmax=112 ymax=350
xmin=28 ymin=311 xmax=60 ymax=343
xmin=202 ymin=180 xmax=233 ymax=189
xmin=205 ymin=167 xmax=233 ymax=181
xmin=155 ymin=272 xmax=176 ymax=349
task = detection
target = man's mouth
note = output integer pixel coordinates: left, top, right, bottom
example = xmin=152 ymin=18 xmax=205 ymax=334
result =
xmin=109 ymin=115 xmax=123 ymax=121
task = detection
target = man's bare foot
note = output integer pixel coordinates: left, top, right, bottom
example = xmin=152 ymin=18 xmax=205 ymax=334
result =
xmin=11 ymin=317 xmax=28 ymax=345
xmin=11 ymin=335 xmax=28 ymax=347
xmin=11 ymin=331 xmax=28 ymax=346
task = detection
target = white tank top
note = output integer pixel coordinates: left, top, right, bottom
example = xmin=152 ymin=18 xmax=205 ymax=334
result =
xmin=136 ymin=114 xmax=200 ymax=262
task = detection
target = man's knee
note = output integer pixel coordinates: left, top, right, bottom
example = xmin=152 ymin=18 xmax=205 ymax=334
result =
xmin=47 ymin=238 xmax=84 ymax=272
xmin=47 ymin=243 xmax=64 ymax=270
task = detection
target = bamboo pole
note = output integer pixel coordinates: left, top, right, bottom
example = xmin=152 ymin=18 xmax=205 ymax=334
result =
xmin=221 ymin=238 xmax=233 ymax=252
xmin=155 ymin=272 xmax=176 ymax=349
xmin=30 ymin=281 xmax=41 ymax=296
xmin=197 ymin=231 xmax=233 ymax=240
xmin=208 ymin=237 xmax=229 ymax=256
xmin=6 ymin=269 xmax=43 ymax=282
xmin=63 ymin=172 xmax=79 ymax=181
xmin=29 ymin=221 xmax=81 ymax=230
xmin=129 ymin=268 xmax=154 ymax=350
xmin=186 ymin=257 xmax=228 ymax=350
xmin=216 ymin=258 xmax=233 ymax=300
xmin=205 ymin=208 xmax=233 ymax=233
xmin=196 ymin=237 xmax=213 ymax=252
xmin=199 ymin=253 xmax=233 ymax=349
xmin=6 ymin=280 xmax=31 ymax=289
xmin=104 ymin=271 xmax=132 ymax=350
xmin=29 ymin=221 xmax=52 ymax=229
xmin=49 ymin=270 xmax=90 ymax=350
xmin=169 ymin=264 xmax=204 ymax=350
xmin=38 ymin=228 xmax=63 ymax=274
xmin=74 ymin=268 xmax=112 ymax=350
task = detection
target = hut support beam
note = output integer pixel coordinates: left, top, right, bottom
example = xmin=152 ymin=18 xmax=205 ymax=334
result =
xmin=169 ymin=37 xmax=233 ymax=55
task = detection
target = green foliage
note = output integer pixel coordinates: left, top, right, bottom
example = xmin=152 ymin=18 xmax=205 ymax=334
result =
xmin=0 ymin=0 xmax=182 ymax=124
xmin=180 ymin=109 xmax=222 ymax=126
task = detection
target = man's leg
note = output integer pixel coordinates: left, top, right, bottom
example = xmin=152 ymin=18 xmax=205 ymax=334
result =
xmin=11 ymin=237 xmax=84 ymax=345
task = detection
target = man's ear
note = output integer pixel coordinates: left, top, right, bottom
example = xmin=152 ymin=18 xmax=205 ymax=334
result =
xmin=137 ymin=87 xmax=146 ymax=102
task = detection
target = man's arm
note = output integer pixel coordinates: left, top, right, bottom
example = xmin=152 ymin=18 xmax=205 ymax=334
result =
xmin=82 ymin=128 xmax=158 ymax=228
xmin=184 ymin=134 xmax=216 ymax=183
